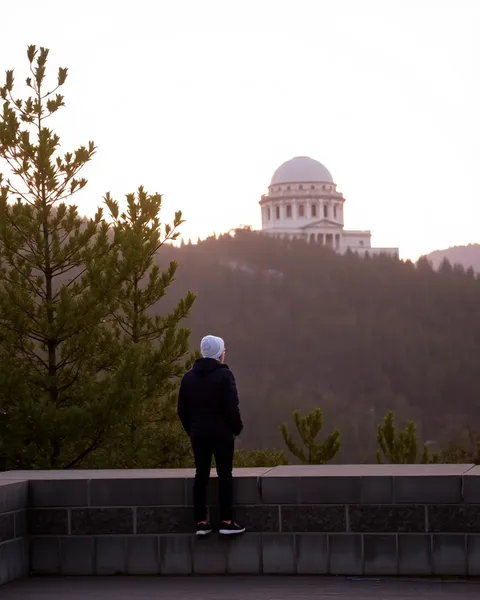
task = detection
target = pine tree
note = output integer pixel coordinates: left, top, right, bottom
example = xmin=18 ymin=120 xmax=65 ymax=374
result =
xmin=280 ymin=408 xmax=340 ymax=464
xmin=376 ymin=411 xmax=438 ymax=464
xmin=0 ymin=46 xmax=194 ymax=469
xmin=0 ymin=46 xmax=122 ymax=468
xmin=88 ymin=187 xmax=196 ymax=467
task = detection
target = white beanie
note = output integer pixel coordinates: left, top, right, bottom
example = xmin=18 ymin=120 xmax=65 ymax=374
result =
xmin=200 ymin=335 xmax=225 ymax=360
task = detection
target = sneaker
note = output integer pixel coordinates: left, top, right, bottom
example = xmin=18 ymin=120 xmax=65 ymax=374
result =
xmin=196 ymin=522 xmax=213 ymax=536
xmin=219 ymin=521 xmax=246 ymax=535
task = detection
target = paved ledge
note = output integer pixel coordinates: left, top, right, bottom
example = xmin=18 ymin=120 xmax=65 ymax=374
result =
xmin=1 ymin=465 xmax=480 ymax=583
xmin=1 ymin=463 xmax=478 ymax=505
xmin=2 ymin=576 xmax=480 ymax=599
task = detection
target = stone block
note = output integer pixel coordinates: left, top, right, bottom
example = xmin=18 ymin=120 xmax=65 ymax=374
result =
xmin=432 ymin=535 xmax=467 ymax=575
xmin=126 ymin=536 xmax=159 ymax=574
xmin=210 ymin=505 xmax=278 ymax=532
xmin=467 ymin=535 xmax=480 ymax=576
xmin=233 ymin=476 xmax=263 ymax=504
xmin=59 ymin=537 xmax=94 ymax=574
xmin=328 ymin=534 xmax=362 ymax=575
xmin=349 ymin=505 xmax=425 ymax=533
xmin=236 ymin=505 xmax=279 ymax=533
xmin=398 ymin=534 xmax=432 ymax=575
xmin=428 ymin=505 xmax=480 ymax=533
xmin=95 ymin=536 xmax=127 ymax=575
xmin=0 ymin=481 xmax=28 ymax=514
xmin=363 ymin=534 xmax=398 ymax=575
xmin=262 ymin=466 xmax=365 ymax=504
xmin=71 ymin=508 xmax=133 ymax=535
xmin=281 ymin=505 xmax=345 ymax=533
xmin=0 ymin=543 xmax=8 ymax=585
xmin=30 ymin=537 xmax=60 ymax=574
xmin=14 ymin=511 xmax=27 ymax=538
xmin=159 ymin=535 xmax=192 ymax=575
xmin=0 ymin=513 xmax=14 ymax=542
xmin=192 ymin=535 xmax=227 ymax=574
xmin=226 ymin=533 xmax=261 ymax=574
xmin=0 ymin=538 xmax=28 ymax=585
xmin=16 ymin=537 xmax=30 ymax=578
xmin=137 ymin=507 xmax=191 ymax=534
xmin=394 ymin=475 xmax=463 ymax=504
xmin=361 ymin=476 xmax=393 ymax=504
xmin=29 ymin=479 xmax=88 ymax=507
xmin=262 ymin=534 xmax=296 ymax=574
xmin=91 ymin=477 xmax=186 ymax=507
xmin=29 ymin=508 xmax=68 ymax=535
xmin=300 ymin=476 xmax=361 ymax=504
xmin=296 ymin=534 xmax=328 ymax=574
xmin=463 ymin=466 xmax=480 ymax=503
xmin=261 ymin=477 xmax=300 ymax=504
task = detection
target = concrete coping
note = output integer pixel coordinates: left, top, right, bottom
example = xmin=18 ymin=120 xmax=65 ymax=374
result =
xmin=0 ymin=468 xmax=271 ymax=480
xmin=0 ymin=464 xmax=478 ymax=480
xmin=261 ymin=464 xmax=478 ymax=477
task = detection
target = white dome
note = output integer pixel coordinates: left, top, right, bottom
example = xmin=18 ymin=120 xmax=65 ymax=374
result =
xmin=270 ymin=156 xmax=333 ymax=185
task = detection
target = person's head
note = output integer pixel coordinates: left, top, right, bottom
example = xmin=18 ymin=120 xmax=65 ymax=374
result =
xmin=200 ymin=335 xmax=225 ymax=363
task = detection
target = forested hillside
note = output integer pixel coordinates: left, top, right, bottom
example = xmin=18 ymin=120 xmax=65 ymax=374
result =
xmin=154 ymin=230 xmax=480 ymax=463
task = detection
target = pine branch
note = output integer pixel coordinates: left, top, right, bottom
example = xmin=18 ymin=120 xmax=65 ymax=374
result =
xmin=63 ymin=429 xmax=108 ymax=469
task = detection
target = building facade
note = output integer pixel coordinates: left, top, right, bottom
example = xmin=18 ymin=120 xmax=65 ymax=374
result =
xmin=259 ymin=156 xmax=398 ymax=257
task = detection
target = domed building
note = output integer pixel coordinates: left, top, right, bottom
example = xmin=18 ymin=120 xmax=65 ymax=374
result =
xmin=259 ymin=156 xmax=398 ymax=256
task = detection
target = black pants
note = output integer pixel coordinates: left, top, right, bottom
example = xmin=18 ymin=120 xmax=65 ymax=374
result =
xmin=191 ymin=435 xmax=234 ymax=523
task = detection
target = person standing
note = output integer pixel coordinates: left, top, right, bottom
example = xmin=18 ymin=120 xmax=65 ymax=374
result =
xmin=178 ymin=335 xmax=245 ymax=536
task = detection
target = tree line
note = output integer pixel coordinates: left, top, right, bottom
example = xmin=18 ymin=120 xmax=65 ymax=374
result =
xmin=277 ymin=408 xmax=480 ymax=465
xmin=1 ymin=47 xmax=479 ymax=471
xmin=159 ymin=229 xmax=480 ymax=464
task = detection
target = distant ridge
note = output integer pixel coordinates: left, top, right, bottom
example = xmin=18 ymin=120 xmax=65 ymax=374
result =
xmin=423 ymin=244 xmax=480 ymax=272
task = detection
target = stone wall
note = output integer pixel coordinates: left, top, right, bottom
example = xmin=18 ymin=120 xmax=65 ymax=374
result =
xmin=1 ymin=464 xmax=480 ymax=580
xmin=0 ymin=478 xmax=28 ymax=585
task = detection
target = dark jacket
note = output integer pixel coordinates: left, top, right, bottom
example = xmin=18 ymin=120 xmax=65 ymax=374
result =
xmin=177 ymin=358 xmax=243 ymax=439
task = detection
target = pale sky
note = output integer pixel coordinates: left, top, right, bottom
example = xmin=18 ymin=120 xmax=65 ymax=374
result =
xmin=1 ymin=0 xmax=479 ymax=260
